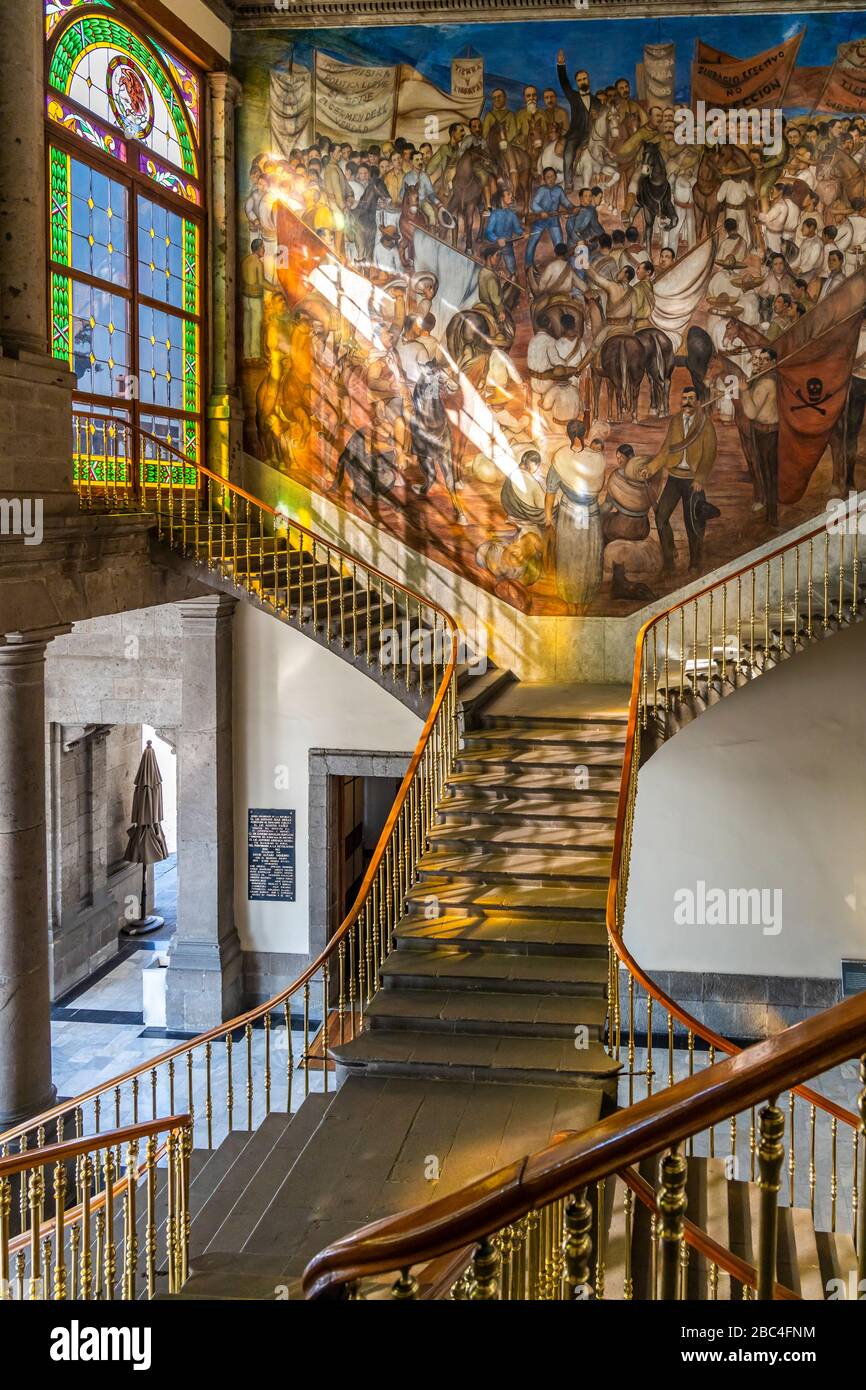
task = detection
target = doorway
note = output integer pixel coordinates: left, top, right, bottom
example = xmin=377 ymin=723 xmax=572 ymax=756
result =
xmin=327 ymin=774 xmax=403 ymax=935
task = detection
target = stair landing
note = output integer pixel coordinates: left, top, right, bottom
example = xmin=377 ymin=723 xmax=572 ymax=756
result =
xmin=176 ymin=1075 xmax=605 ymax=1298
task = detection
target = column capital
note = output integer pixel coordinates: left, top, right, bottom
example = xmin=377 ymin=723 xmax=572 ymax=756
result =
xmin=0 ymin=625 xmax=73 ymax=661
xmin=177 ymin=594 xmax=238 ymax=630
xmin=207 ymin=71 xmax=244 ymax=109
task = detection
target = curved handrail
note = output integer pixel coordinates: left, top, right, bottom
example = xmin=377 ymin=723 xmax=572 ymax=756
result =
xmin=605 ymin=516 xmax=861 ymax=1130
xmin=302 ymin=990 xmax=866 ymax=1297
xmin=0 ymin=417 xmax=459 ymax=1149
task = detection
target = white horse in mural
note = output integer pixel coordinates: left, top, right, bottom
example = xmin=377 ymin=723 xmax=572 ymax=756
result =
xmin=539 ymin=107 xmax=622 ymax=204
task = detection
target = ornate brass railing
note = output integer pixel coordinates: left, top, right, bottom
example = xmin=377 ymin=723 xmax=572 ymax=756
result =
xmin=0 ymin=414 xmax=459 ymax=1295
xmin=0 ymin=1116 xmax=191 ymax=1300
xmin=606 ymin=517 xmax=862 ymax=1236
xmin=301 ymin=997 xmax=866 ymax=1300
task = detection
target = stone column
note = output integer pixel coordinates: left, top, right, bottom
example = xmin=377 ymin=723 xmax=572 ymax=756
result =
xmin=206 ymin=73 xmax=245 ymax=486
xmin=0 ymin=0 xmax=77 ymax=514
xmin=0 ymin=0 xmax=46 ymax=358
xmin=166 ymin=595 xmax=242 ymax=1032
xmin=0 ymin=628 xmax=70 ymax=1127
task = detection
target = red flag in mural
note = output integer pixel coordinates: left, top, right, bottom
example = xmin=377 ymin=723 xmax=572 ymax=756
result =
xmin=776 ymin=271 xmax=866 ymax=505
xmin=691 ymin=33 xmax=803 ymax=109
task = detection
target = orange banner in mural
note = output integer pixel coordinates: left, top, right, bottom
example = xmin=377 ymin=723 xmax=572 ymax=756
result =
xmin=776 ymin=271 xmax=866 ymax=505
xmin=818 ymin=39 xmax=866 ymax=114
xmin=691 ymin=33 xmax=803 ymax=109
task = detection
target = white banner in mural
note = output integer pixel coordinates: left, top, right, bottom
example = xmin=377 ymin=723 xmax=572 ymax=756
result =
xmin=641 ymin=42 xmax=676 ymax=106
xmin=451 ymin=55 xmax=484 ymax=105
xmin=314 ymin=52 xmax=397 ymax=142
xmin=269 ymin=62 xmax=312 ymax=153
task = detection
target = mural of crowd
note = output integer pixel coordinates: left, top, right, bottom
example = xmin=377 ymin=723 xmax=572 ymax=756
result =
xmin=236 ymin=17 xmax=866 ymax=615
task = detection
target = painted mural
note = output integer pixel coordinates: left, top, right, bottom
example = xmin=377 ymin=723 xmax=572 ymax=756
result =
xmin=235 ymin=14 xmax=866 ymax=615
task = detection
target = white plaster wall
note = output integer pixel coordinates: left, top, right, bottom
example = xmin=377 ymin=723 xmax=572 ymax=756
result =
xmin=161 ymin=0 xmax=232 ymax=59
xmin=624 ymin=619 xmax=866 ymax=981
xmin=232 ymin=602 xmax=422 ymax=957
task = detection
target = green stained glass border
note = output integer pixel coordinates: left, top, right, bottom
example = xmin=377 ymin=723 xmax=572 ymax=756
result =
xmin=51 ymin=271 xmax=74 ymax=368
xmin=50 ymin=146 xmax=72 ymax=267
xmin=183 ymin=317 xmax=198 ymax=416
xmin=182 ymin=218 xmax=198 ymax=317
xmin=48 ymin=13 xmax=197 ymax=177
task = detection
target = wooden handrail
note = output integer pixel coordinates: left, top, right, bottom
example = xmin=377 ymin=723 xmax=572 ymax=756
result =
xmin=0 ymin=1115 xmax=189 ymax=1179
xmin=0 ymin=420 xmax=459 ymax=1149
xmin=302 ymin=991 xmax=866 ymax=1296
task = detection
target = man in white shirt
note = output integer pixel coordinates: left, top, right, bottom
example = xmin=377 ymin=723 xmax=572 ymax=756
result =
xmin=756 ymin=183 xmax=801 ymax=255
xmin=790 ymin=218 xmax=824 ymax=282
xmin=835 ymin=196 xmax=866 ymax=273
xmin=716 ymin=170 xmax=754 ymax=247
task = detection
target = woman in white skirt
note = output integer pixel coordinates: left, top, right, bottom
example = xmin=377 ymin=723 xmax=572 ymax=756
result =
xmin=544 ymin=418 xmax=607 ymax=608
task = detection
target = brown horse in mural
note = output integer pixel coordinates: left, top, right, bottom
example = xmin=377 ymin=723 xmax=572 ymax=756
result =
xmin=448 ymin=146 xmax=498 ymax=253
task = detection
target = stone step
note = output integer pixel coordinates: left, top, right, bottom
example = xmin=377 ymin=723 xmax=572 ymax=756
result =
xmin=365 ymin=986 xmax=607 ymax=1039
xmin=405 ymin=877 xmax=607 ymax=920
xmin=381 ymin=945 xmax=609 ymax=995
xmin=457 ymin=666 xmax=514 ymax=718
xmin=463 ymin=724 xmax=627 ymax=749
xmin=395 ymin=909 xmax=608 ymax=957
xmin=445 ymin=766 xmax=622 ymax=795
xmin=190 ymin=1117 xmax=295 ymax=1258
xmin=206 ymin=1093 xmax=335 ymax=1257
xmin=330 ymin=1029 xmax=621 ymax=1088
xmin=455 ymin=743 xmax=624 ymax=772
xmin=428 ymin=819 xmax=615 ymax=854
xmin=437 ymin=791 xmax=617 ymax=826
xmin=415 ymin=846 xmax=611 ymax=886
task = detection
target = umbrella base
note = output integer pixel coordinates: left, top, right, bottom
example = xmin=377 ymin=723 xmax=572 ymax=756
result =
xmin=122 ymin=915 xmax=166 ymax=937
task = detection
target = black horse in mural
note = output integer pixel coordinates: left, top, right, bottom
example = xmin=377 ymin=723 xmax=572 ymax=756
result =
xmin=634 ymin=140 xmax=677 ymax=251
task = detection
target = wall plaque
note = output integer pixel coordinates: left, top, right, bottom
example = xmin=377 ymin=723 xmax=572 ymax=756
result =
xmin=841 ymin=959 xmax=866 ymax=998
xmin=248 ymin=809 xmax=296 ymax=902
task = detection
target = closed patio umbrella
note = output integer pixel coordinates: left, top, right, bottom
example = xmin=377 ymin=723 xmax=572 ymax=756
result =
xmin=122 ymin=740 xmax=169 ymax=935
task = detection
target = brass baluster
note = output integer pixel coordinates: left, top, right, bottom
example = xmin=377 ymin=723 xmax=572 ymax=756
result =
xmin=0 ymin=1175 xmax=9 ymax=1301
xmin=658 ymin=1146 xmax=687 ymax=1301
xmin=145 ymin=1135 xmax=157 ymax=1299
xmin=28 ymin=1165 xmax=45 ymax=1300
xmin=124 ymin=1139 xmax=138 ymax=1301
xmin=595 ymin=1177 xmax=606 ymax=1299
xmin=246 ymin=1021 xmax=254 ymax=1131
xmin=788 ymin=1092 xmax=796 ymax=1206
xmin=469 ymin=1235 xmax=500 ymax=1300
xmin=623 ymin=1186 xmax=634 ymax=1300
xmin=322 ymin=962 xmax=330 ymax=1095
xmin=857 ymin=1056 xmax=866 ymax=1289
xmin=166 ymin=1130 xmax=178 ymax=1295
xmin=284 ymin=999 xmax=294 ymax=1111
xmin=264 ymin=1011 xmax=272 ymax=1115
xmin=226 ymin=1031 xmax=234 ymax=1132
xmin=563 ymin=1188 xmax=594 ymax=1300
xmin=52 ymin=1161 xmax=67 ymax=1301
xmin=79 ymin=1153 xmax=93 ymax=1300
xmin=391 ymin=1267 xmax=419 ymax=1299
xmin=303 ymin=982 xmax=311 ymax=1097
xmin=205 ymin=1040 xmax=213 ymax=1149
xmin=831 ymin=1116 xmax=838 ymax=1233
xmin=69 ymin=1224 xmax=80 ymax=1300
xmin=809 ymin=1103 xmax=816 ymax=1218
xmin=94 ymin=1209 xmax=105 ymax=1300
xmin=756 ymin=1099 xmax=785 ymax=1300
xmin=103 ymin=1148 xmax=116 ymax=1300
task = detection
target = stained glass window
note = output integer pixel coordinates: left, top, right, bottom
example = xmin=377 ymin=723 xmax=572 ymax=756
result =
xmin=46 ymin=1 xmax=203 ymax=479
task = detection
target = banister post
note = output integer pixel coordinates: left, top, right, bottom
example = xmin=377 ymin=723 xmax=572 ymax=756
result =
xmin=756 ymin=1098 xmax=786 ymax=1300
xmin=658 ymin=1145 xmax=688 ymax=1300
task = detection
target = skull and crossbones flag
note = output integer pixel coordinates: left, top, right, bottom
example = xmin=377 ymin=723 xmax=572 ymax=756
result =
xmin=777 ymin=269 xmax=866 ymax=504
